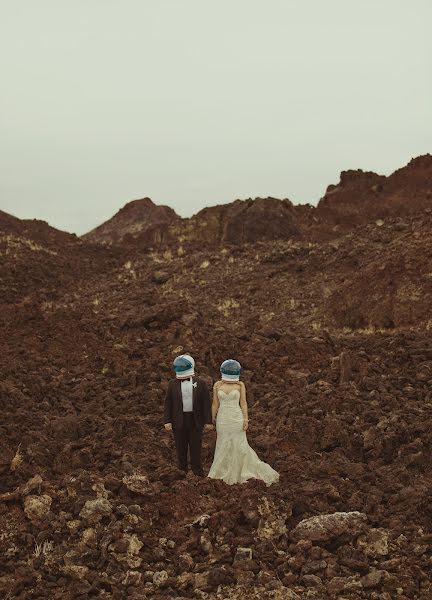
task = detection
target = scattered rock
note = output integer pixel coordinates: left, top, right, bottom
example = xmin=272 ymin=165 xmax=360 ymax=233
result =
xmin=152 ymin=570 xmax=169 ymax=587
xmin=200 ymin=529 xmax=213 ymax=554
xmin=153 ymin=270 xmax=170 ymax=284
xmin=302 ymin=573 xmax=324 ymax=587
xmin=178 ymin=552 xmax=194 ymax=571
xmin=302 ymin=559 xmax=327 ymax=574
xmin=23 ymin=494 xmax=52 ymax=522
xmin=357 ymin=528 xmax=389 ymax=557
xmin=361 ymin=569 xmax=385 ymax=589
xmin=61 ymin=565 xmax=90 ymax=580
xmin=194 ymin=572 xmax=210 ymax=591
xmin=122 ymin=473 xmax=153 ymax=495
xmin=79 ymin=498 xmax=113 ymax=523
xmin=122 ymin=570 xmax=142 ymax=586
xmin=327 ymin=576 xmax=349 ymax=594
xmin=257 ymin=498 xmax=288 ymax=539
xmin=21 ymin=474 xmax=43 ymax=496
xmin=234 ymin=547 xmax=253 ymax=562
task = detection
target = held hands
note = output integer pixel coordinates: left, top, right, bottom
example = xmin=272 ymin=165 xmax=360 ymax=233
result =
xmin=164 ymin=423 xmax=214 ymax=432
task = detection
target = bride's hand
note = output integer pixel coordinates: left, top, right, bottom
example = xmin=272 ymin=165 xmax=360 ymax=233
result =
xmin=243 ymin=419 xmax=249 ymax=431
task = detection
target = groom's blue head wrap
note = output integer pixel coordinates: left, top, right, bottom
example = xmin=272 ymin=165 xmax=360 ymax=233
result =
xmin=173 ymin=354 xmax=195 ymax=378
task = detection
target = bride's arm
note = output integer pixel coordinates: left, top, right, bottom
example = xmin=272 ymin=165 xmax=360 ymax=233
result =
xmin=239 ymin=382 xmax=249 ymax=430
xmin=212 ymin=382 xmax=220 ymax=423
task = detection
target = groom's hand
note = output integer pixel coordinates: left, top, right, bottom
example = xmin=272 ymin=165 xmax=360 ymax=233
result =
xmin=204 ymin=424 xmax=214 ymax=432
xmin=164 ymin=423 xmax=172 ymax=431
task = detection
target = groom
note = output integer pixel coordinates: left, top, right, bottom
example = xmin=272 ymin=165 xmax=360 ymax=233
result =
xmin=164 ymin=354 xmax=213 ymax=476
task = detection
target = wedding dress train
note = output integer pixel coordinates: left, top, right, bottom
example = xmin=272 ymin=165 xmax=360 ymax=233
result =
xmin=208 ymin=388 xmax=279 ymax=486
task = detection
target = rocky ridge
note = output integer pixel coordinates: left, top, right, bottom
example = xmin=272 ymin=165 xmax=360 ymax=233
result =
xmin=81 ymin=154 xmax=432 ymax=248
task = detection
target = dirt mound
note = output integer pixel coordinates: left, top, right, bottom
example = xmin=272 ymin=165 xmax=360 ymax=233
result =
xmin=82 ymin=197 xmax=180 ymax=245
xmin=0 ymin=210 xmax=120 ymax=305
xmin=0 ymin=210 xmax=77 ymax=248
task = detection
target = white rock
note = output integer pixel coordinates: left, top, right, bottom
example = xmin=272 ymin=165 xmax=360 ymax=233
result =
xmin=257 ymin=497 xmax=288 ymax=540
xmin=357 ymin=528 xmax=389 ymax=557
xmin=79 ymin=498 xmax=113 ymax=523
xmin=125 ymin=533 xmax=143 ymax=555
xmin=66 ymin=519 xmax=82 ymax=533
xmin=122 ymin=473 xmax=153 ymax=495
xmin=153 ymin=570 xmax=168 ymax=587
xmin=122 ymin=570 xmax=142 ymax=586
xmin=23 ymin=494 xmax=52 ymax=522
xmin=291 ymin=511 xmax=367 ymax=542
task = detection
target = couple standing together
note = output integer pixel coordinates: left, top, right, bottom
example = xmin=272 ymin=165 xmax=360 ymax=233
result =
xmin=164 ymin=354 xmax=279 ymax=486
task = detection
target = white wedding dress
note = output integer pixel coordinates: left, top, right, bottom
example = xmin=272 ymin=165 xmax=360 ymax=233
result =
xmin=208 ymin=388 xmax=279 ymax=486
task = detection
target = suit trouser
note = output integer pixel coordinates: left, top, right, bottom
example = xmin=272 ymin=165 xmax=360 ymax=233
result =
xmin=173 ymin=412 xmax=203 ymax=474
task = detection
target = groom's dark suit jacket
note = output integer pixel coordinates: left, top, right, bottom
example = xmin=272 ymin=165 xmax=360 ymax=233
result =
xmin=164 ymin=377 xmax=212 ymax=429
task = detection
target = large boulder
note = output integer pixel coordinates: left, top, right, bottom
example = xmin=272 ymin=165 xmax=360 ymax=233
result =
xmin=291 ymin=511 xmax=367 ymax=542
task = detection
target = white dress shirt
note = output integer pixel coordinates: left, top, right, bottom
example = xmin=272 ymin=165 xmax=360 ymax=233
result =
xmin=181 ymin=378 xmax=193 ymax=412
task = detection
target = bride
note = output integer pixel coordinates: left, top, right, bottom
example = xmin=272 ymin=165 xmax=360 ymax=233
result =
xmin=208 ymin=359 xmax=279 ymax=486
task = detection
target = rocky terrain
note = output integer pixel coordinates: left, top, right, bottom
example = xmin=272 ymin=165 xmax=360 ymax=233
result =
xmin=0 ymin=155 xmax=432 ymax=599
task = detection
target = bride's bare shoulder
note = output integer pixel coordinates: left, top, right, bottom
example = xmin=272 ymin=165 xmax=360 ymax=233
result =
xmin=213 ymin=380 xmax=223 ymax=389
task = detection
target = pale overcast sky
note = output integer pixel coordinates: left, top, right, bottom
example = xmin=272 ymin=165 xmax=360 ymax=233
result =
xmin=1 ymin=1 xmax=431 ymax=235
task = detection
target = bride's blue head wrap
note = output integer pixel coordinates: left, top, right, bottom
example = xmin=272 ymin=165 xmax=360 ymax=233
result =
xmin=220 ymin=359 xmax=241 ymax=382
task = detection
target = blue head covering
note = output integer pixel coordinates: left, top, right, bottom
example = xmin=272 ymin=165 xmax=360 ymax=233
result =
xmin=173 ymin=354 xmax=195 ymax=378
xmin=220 ymin=359 xmax=241 ymax=382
